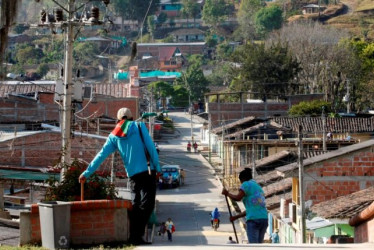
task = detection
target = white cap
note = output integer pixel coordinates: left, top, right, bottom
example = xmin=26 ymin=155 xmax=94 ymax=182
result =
xmin=117 ymin=107 xmax=133 ymax=120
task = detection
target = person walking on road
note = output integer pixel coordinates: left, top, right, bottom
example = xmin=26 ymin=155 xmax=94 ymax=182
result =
xmin=180 ymin=169 xmax=185 ymax=185
xmin=193 ymin=142 xmax=198 ymax=153
xmin=79 ymin=107 xmax=161 ymax=245
xmin=222 ymin=168 xmax=268 ymax=244
xmin=165 ymin=218 xmax=174 ymax=242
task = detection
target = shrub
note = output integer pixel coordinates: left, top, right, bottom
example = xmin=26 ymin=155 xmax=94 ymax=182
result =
xmin=44 ymin=159 xmax=118 ymax=201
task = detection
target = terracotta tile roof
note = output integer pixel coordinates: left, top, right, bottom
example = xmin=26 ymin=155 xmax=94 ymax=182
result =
xmin=263 ymin=177 xmax=292 ymax=197
xmin=266 ymin=191 xmax=292 ymax=209
xmin=311 ymin=186 xmax=374 ymax=219
xmin=211 ymin=116 xmax=256 ymax=134
xmin=159 ymin=47 xmax=177 ymax=61
xmin=257 ymin=170 xmax=281 ymax=185
xmin=277 ymin=139 xmax=374 ymax=177
xmin=0 ymin=83 xmax=55 ymax=97
xmin=0 ymin=82 xmax=130 ymax=98
xmin=272 ymin=116 xmax=374 ymax=133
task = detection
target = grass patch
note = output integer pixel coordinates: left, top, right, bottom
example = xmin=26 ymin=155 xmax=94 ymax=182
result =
xmin=356 ymin=0 xmax=374 ymax=12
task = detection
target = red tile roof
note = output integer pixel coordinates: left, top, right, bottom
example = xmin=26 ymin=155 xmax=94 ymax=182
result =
xmin=311 ymin=186 xmax=374 ymax=219
xmin=159 ymin=47 xmax=177 ymax=61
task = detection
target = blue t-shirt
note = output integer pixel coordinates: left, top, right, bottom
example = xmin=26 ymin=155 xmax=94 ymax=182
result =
xmin=240 ymin=180 xmax=268 ymax=221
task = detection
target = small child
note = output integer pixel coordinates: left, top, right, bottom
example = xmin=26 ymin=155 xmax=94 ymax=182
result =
xmin=158 ymin=222 xmax=166 ymax=239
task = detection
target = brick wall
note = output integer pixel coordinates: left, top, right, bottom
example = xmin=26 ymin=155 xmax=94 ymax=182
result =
xmin=207 ymin=94 xmax=324 ymax=127
xmin=0 ymin=131 xmax=112 ymax=170
xmin=304 ymin=150 xmax=374 ymax=205
xmin=81 ymin=97 xmax=139 ymax=120
xmin=354 ymin=218 xmax=374 ymax=243
xmin=20 ymin=200 xmax=131 ymax=246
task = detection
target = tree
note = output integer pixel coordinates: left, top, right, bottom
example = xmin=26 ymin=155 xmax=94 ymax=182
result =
xmin=254 ymin=5 xmax=283 ymax=38
xmin=216 ymin=41 xmax=234 ymax=61
xmin=157 ymin=12 xmax=168 ymax=25
xmin=37 ymin=63 xmax=50 ymax=79
xmin=267 ymin=22 xmax=362 ymax=111
xmin=202 ymin=0 xmax=231 ymax=31
xmin=171 ymin=85 xmax=189 ymax=107
xmin=288 ymin=100 xmax=331 ymax=117
xmin=237 ymin=0 xmax=265 ymax=42
xmin=230 ymin=42 xmax=300 ymax=99
xmin=147 ymin=15 xmax=156 ymax=41
xmin=174 ymin=57 xmax=210 ymax=102
xmin=111 ymin=0 xmax=160 ymax=29
xmin=181 ymin=0 xmax=201 ymax=27
xmin=12 ymin=24 xmax=29 ymax=34
xmin=15 ymin=44 xmax=44 ymax=65
xmin=73 ymin=42 xmax=100 ymax=66
xmin=207 ymin=61 xmax=235 ymax=86
xmin=169 ymin=18 xmax=176 ymax=28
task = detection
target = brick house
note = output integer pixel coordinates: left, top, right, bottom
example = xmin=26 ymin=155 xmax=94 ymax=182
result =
xmin=311 ymin=186 xmax=374 ymax=243
xmin=269 ymin=140 xmax=374 ymax=243
xmin=137 ymin=42 xmax=206 ymax=60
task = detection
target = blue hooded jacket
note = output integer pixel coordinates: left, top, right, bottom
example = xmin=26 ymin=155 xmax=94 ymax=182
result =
xmin=211 ymin=208 xmax=220 ymax=219
xmin=82 ymin=120 xmax=161 ymax=178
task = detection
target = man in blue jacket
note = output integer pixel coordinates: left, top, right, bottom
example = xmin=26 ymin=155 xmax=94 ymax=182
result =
xmin=79 ymin=107 xmax=161 ymax=245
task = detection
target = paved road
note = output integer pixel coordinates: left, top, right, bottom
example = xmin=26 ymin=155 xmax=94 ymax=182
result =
xmin=151 ymin=112 xmax=240 ymax=246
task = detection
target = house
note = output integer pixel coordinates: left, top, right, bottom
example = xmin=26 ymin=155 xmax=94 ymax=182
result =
xmin=158 ymin=47 xmax=184 ymax=71
xmin=349 ymin=197 xmax=374 ymax=243
xmin=311 ymin=186 xmax=374 ymax=243
xmin=158 ymin=0 xmax=183 ymax=17
xmin=137 ymin=42 xmax=206 ymax=60
xmin=302 ymin=4 xmax=326 ymax=14
xmin=170 ymin=28 xmax=205 ymax=42
xmin=268 ymin=140 xmax=374 ymax=243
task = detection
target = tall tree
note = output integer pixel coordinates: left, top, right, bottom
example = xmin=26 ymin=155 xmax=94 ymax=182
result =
xmin=254 ymin=5 xmax=283 ymax=38
xmin=230 ymin=42 xmax=300 ymax=99
xmin=202 ymin=0 xmax=231 ymax=31
xmin=111 ymin=0 xmax=160 ymax=31
xmin=175 ymin=55 xmax=209 ymax=102
xmin=181 ymin=0 xmax=201 ymax=26
xmin=237 ymin=0 xmax=265 ymax=42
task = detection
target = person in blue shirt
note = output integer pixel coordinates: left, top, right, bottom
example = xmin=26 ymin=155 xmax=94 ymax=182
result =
xmin=271 ymin=229 xmax=280 ymax=243
xmin=210 ymin=207 xmax=220 ymax=228
xmin=222 ymin=168 xmax=268 ymax=244
xmin=79 ymin=107 xmax=161 ymax=245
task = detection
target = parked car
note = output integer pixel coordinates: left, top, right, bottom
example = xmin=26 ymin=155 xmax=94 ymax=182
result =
xmin=161 ymin=165 xmax=181 ymax=188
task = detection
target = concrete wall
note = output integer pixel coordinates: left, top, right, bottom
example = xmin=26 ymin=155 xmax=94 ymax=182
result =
xmin=20 ymin=200 xmax=131 ymax=246
xmin=354 ymin=217 xmax=374 ymax=243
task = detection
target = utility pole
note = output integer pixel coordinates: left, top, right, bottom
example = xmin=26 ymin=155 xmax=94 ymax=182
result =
xmin=298 ymin=125 xmax=306 ymax=243
xmin=322 ymin=106 xmax=326 ymax=151
xmin=150 ymin=87 xmax=154 ymax=140
xmin=61 ymin=0 xmax=75 ymax=179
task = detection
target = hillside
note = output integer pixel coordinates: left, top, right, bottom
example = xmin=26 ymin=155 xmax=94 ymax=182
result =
xmin=327 ymin=0 xmax=374 ymax=39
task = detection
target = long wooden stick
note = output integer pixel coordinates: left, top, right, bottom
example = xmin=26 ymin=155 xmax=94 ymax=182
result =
xmin=225 ymin=195 xmax=239 ymax=243
xmin=81 ymin=182 xmax=84 ymax=201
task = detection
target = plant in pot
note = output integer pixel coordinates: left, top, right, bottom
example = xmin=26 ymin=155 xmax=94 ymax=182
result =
xmin=44 ymin=159 xmax=118 ymax=201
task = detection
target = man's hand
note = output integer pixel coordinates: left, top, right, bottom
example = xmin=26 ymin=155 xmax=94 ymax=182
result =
xmin=229 ymin=216 xmax=237 ymax=222
xmin=156 ymin=172 xmax=162 ymax=180
xmin=221 ymin=188 xmax=229 ymax=196
xmin=79 ymin=174 xmax=86 ymax=184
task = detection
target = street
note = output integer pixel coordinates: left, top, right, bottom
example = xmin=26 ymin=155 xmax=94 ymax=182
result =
xmin=152 ymin=112 xmax=238 ymax=246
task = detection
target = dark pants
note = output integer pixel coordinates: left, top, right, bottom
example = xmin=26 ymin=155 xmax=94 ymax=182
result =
xmin=128 ymin=170 xmax=157 ymax=243
xmin=246 ymin=219 xmax=268 ymax=243
xmin=167 ymin=230 xmax=172 ymax=241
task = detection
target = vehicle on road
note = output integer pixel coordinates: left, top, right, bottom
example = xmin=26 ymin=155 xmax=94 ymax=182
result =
xmin=212 ymin=219 xmax=219 ymax=231
xmin=161 ymin=165 xmax=181 ymax=188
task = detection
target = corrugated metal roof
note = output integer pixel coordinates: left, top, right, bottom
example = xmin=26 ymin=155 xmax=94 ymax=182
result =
xmin=0 ymin=169 xmax=59 ymax=181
